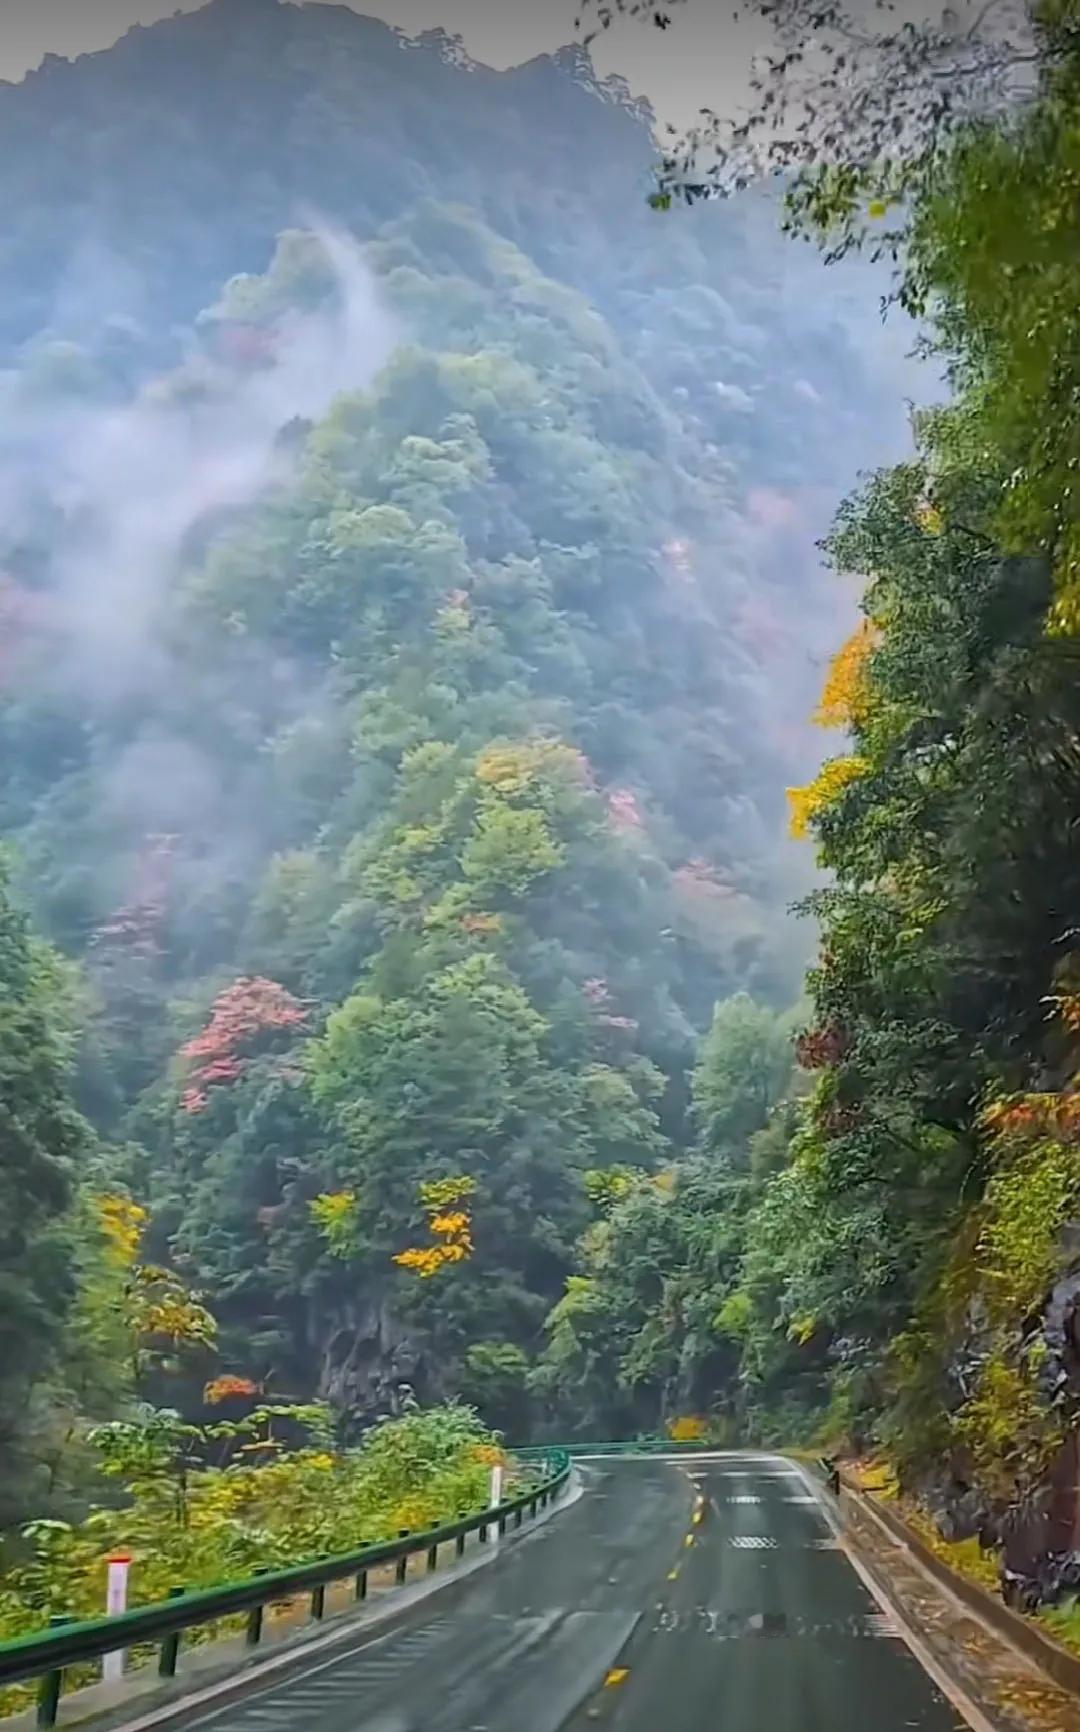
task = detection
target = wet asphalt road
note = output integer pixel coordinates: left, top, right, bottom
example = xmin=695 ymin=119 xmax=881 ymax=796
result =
xmin=169 ymin=1454 xmax=966 ymax=1732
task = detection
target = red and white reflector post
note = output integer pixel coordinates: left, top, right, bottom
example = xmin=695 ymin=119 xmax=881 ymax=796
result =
xmin=103 ymin=1552 xmax=132 ymax=1683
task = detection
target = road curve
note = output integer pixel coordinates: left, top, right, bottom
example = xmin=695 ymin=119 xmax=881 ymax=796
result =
xmin=164 ymin=1454 xmax=964 ymax=1732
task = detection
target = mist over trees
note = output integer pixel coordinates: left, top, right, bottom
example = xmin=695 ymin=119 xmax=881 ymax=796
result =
xmin=0 ymin=0 xmax=939 ymax=1515
xmin=14 ymin=0 xmax=1075 ymax=1607
xmin=0 ymin=0 xmax=1075 ymax=1645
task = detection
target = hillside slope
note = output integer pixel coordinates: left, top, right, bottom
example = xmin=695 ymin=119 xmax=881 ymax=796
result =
xmin=0 ymin=0 xmax=923 ymax=1432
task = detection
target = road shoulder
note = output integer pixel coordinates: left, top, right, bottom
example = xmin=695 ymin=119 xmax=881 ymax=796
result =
xmin=802 ymin=1460 xmax=1080 ymax=1732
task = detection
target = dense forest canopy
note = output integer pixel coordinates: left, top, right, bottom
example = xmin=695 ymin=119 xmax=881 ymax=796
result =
xmin=0 ymin=0 xmax=932 ymax=1514
xmin=569 ymin=0 xmax=1080 ymax=1609
xmin=6 ymin=0 xmax=1080 ymax=1630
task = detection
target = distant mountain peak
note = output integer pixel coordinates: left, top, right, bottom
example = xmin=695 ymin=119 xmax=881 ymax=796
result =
xmin=550 ymin=42 xmax=655 ymax=125
xmin=397 ymin=27 xmax=480 ymax=74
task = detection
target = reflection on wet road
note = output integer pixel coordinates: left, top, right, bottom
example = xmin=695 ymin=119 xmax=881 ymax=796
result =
xmin=166 ymin=1454 xmax=966 ymax=1732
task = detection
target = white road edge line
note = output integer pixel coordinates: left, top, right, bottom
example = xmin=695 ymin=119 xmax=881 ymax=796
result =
xmin=779 ymin=1455 xmax=996 ymax=1732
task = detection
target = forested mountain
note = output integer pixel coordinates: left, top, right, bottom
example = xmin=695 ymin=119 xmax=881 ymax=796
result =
xmin=0 ymin=0 xmax=1077 ymax=1644
xmin=0 ymin=0 xmax=929 ymax=1502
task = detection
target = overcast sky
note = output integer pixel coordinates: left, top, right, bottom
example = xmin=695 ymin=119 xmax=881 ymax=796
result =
xmin=0 ymin=0 xmax=771 ymax=125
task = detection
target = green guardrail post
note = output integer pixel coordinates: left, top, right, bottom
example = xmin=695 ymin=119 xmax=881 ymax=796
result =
xmin=310 ymin=1582 xmax=326 ymax=1621
xmin=514 ymin=1506 xmax=523 ymax=1529
xmin=497 ymin=1509 xmax=508 ymax=1537
xmin=426 ymin=1541 xmax=439 ymax=1573
xmin=157 ymin=1587 xmax=185 ymax=1679
xmin=246 ymin=1568 xmax=270 ymax=1646
xmin=355 ymin=1567 xmax=367 ymax=1602
xmin=455 ymin=1512 xmax=467 ymax=1558
xmin=35 ymin=1615 xmax=72 ymax=1728
xmin=395 ymin=1533 xmax=409 ymax=1586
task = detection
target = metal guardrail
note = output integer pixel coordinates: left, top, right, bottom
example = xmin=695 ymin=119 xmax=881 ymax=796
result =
xmin=515 ymin=1438 xmax=720 ymax=1457
xmin=0 ymin=1450 xmax=570 ymax=1725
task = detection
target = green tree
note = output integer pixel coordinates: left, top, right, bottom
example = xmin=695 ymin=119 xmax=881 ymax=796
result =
xmin=693 ymin=994 xmax=794 ymax=1157
xmin=0 ymin=856 xmax=89 ymax=1519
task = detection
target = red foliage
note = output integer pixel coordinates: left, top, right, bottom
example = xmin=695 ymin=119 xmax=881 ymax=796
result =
xmin=673 ymin=858 xmax=737 ymax=900
xmin=796 ymin=1025 xmax=851 ymax=1070
xmin=91 ymin=834 xmax=178 ymax=964
xmin=180 ymin=976 xmax=306 ymax=1114
xmin=607 ymin=788 xmax=643 ymax=831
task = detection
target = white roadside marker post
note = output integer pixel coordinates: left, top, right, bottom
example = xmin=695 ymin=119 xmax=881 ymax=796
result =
xmin=489 ymin=1463 xmax=504 ymax=1546
xmin=103 ymin=1552 xmax=132 ymax=1683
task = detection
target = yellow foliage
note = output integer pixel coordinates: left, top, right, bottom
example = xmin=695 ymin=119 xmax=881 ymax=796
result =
xmin=787 ymin=756 xmax=868 ymax=839
xmin=813 ymin=621 xmax=878 ymax=729
xmin=474 ymin=739 xmax=584 ymax=797
xmin=309 ymin=1189 xmax=360 ymax=1258
xmin=393 ymin=1242 xmax=470 ymax=1278
xmin=475 ymin=742 xmax=542 ymax=795
xmin=952 ymin=1354 xmax=1062 ymax=1502
xmin=393 ymin=1246 xmax=444 ymax=1277
xmin=127 ymin=1266 xmax=217 ymax=1352
xmin=667 ymin=1415 xmax=707 ymax=1442
xmin=97 ymin=1195 xmax=148 ymax=1268
xmin=429 ymin=1210 xmax=471 ymax=1238
xmin=471 ymin=1442 xmax=508 ymax=1467
xmin=394 ymin=1177 xmax=476 ymax=1278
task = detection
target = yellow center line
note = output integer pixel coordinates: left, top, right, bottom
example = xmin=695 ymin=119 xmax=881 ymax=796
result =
xmin=692 ymin=1508 xmax=703 ymax=1524
xmin=667 ymin=1566 xmax=680 ymax=1580
xmin=604 ymin=1668 xmax=630 ymax=1687
xmin=684 ymin=1533 xmax=695 ymax=1547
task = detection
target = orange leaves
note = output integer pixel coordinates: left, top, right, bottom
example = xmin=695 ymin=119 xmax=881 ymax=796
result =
xmin=429 ymin=1210 xmax=470 ymax=1237
xmin=813 ymin=621 xmax=878 ymax=729
xmin=471 ymin=1441 xmax=508 ymax=1467
xmin=393 ymin=1176 xmax=475 ymax=1278
xmin=394 ymin=1241 xmax=470 ymax=1277
xmin=461 ymin=911 xmax=502 ymax=935
xmin=180 ymin=976 xmax=306 ymax=1112
xmin=981 ymin=1091 xmax=1080 ymax=1143
xmin=203 ymin=1375 xmax=259 ymax=1406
